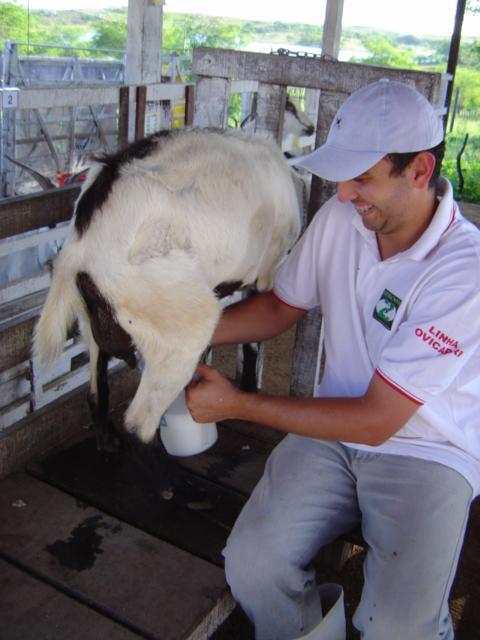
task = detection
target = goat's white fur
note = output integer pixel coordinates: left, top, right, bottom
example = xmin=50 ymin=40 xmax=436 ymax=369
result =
xmin=33 ymin=129 xmax=301 ymax=443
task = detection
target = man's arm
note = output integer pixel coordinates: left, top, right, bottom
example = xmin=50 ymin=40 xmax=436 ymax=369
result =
xmin=213 ymin=290 xmax=306 ymax=346
xmin=186 ymin=364 xmax=420 ymax=446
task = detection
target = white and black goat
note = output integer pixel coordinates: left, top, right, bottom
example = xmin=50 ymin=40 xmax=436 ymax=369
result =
xmin=33 ymin=128 xmax=301 ymax=457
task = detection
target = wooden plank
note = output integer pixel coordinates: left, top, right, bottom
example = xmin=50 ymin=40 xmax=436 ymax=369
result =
xmin=0 ymin=271 xmax=50 ymax=306
xmin=28 ymin=431 xmax=247 ymax=567
xmin=0 ymin=315 xmax=36 ymax=373
xmin=18 ymin=86 xmax=121 ymax=110
xmin=0 ymin=558 xmax=143 ymax=640
xmin=0 ymin=473 xmax=234 ymax=640
xmin=255 ymin=83 xmax=286 ymax=142
xmin=0 ymin=186 xmax=79 ymax=239
xmin=0 ymin=224 xmax=68 ymax=258
xmin=219 ymin=419 xmax=284 ymax=448
xmin=192 ymin=76 xmax=229 ymax=128
xmin=147 ymin=82 xmax=187 ymax=102
xmin=0 ymin=289 xmax=46 ymax=324
xmin=177 ymin=422 xmax=277 ymax=497
xmin=192 ymin=48 xmax=442 ymax=104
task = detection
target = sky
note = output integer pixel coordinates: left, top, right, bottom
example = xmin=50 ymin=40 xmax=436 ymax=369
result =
xmin=25 ymin=0 xmax=480 ymax=38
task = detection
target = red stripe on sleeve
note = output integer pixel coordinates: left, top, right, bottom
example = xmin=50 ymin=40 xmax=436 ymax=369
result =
xmin=375 ymin=368 xmax=424 ymax=406
xmin=271 ymin=289 xmax=308 ymax=312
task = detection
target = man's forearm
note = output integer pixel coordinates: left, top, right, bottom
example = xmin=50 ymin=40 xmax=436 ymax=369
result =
xmin=195 ymin=370 xmax=419 ymax=447
xmin=230 ymin=391 xmax=390 ymax=446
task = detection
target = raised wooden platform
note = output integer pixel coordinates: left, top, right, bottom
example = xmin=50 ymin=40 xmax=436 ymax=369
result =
xmin=0 ymin=412 xmax=283 ymax=640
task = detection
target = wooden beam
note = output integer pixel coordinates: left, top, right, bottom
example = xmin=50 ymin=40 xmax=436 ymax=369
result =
xmin=192 ymin=48 xmax=442 ymax=104
xmin=0 ymin=186 xmax=79 ymax=239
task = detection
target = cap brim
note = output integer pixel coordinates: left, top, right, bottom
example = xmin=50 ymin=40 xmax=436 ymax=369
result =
xmin=292 ymin=145 xmax=386 ymax=182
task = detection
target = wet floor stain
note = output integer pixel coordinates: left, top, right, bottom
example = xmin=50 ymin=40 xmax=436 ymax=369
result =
xmin=45 ymin=515 xmax=120 ymax=571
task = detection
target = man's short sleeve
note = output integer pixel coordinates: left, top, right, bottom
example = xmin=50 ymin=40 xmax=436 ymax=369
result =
xmin=377 ymin=264 xmax=480 ymax=404
xmin=273 ymin=205 xmax=332 ymax=311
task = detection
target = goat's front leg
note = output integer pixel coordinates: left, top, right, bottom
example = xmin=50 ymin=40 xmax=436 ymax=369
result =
xmin=124 ymin=349 xmax=201 ymax=443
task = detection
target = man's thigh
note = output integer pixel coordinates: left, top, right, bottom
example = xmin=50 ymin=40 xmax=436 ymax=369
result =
xmin=353 ymin=453 xmax=472 ymax=639
xmin=227 ymin=436 xmax=362 ymax=565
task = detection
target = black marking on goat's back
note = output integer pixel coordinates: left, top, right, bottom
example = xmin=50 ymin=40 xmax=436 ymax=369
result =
xmin=76 ymin=272 xmax=137 ymax=368
xmin=74 ymin=130 xmax=174 ymax=236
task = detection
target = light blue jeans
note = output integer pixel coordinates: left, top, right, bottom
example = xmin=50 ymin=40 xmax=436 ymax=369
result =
xmin=223 ymin=435 xmax=472 ymax=640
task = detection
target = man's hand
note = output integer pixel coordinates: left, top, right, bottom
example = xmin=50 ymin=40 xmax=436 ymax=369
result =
xmin=185 ymin=363 xmax=242 ymax=423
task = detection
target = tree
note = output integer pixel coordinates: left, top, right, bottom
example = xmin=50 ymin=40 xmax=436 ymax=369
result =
xmin=349 ymin=35 xmax=419 ymax=69
xmin=0 ymin=1 xmax=42 ymax=48
xmin=90 ymin=16 xmax=127 ymax=54
xmin=163 ymin=14 xmax=247 ymax=53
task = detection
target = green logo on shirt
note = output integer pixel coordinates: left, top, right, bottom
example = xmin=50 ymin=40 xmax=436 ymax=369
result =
xmin=373 ymin=289 xmax=401 ymax=330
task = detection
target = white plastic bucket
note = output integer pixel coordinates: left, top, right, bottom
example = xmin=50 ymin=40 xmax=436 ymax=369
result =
xmin=159 ymin=391 xmax=218 ymax=456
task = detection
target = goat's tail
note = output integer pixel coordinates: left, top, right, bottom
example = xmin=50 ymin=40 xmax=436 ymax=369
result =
xmin=33 ymin=253 xmax=81 ymax=368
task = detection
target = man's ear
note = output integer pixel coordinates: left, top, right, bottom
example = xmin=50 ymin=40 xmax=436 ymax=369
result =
xmin=409 ymin=151 xmax=436 ymax=189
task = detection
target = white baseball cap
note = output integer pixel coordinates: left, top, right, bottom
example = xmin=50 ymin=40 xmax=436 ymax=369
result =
xmin=294 ymin=78 xmax=444 ymax=182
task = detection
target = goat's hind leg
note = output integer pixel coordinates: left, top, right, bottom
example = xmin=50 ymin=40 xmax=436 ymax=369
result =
xmin=88 ymin=347 xmax=121 ymax=453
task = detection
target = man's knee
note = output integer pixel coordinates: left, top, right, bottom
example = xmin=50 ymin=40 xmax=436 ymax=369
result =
xmin=224 ymin=524 xmax=280 ymax=596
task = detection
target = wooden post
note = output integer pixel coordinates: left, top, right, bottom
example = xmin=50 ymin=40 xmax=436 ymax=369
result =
xmin=444 ymin=0 xmax=467 ymax=127
xmin=290 ymin=89 xmax=344 ymax=398
xmin=135 ymin=85 xmax=147 ymax=140
xmin=322 ymin=0 xmax=345 ymax=59
xmin=184 ymin=84 xmax=195 ymax=126
xmin=118 ymin=86 xmax=130 ymax=147
xmin=125 ymin=0 xmax=163 ymax=85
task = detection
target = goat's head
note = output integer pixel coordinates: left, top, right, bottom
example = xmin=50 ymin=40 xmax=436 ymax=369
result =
xmin=284 ymin=96 xmax=315 ymax=138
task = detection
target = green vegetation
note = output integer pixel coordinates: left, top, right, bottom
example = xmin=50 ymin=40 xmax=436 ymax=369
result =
xmin=0 ymin=1 xmax=479 ymax=202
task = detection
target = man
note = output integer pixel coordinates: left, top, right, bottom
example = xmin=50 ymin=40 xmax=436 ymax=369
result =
xmin=186 ymin=79 xmax=480 ymax=640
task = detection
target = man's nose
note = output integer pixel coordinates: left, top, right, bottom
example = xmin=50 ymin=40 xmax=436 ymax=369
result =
xmin=336 ymin=180 xmax=358 ymax=202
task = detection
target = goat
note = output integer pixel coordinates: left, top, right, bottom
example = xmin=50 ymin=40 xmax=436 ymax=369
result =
xmin=33 ymin=128 xmax=301 ymax=454
xmin=240 ymin=94 xmax=315 ymax=156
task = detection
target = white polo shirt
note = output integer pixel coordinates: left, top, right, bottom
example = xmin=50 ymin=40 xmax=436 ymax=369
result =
xmin=274 ymin=178 xmax=480 ymax=494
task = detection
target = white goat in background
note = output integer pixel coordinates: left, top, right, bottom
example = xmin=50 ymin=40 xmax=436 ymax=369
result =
xmin=33 ymin=128 xmax=301 ymax=447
